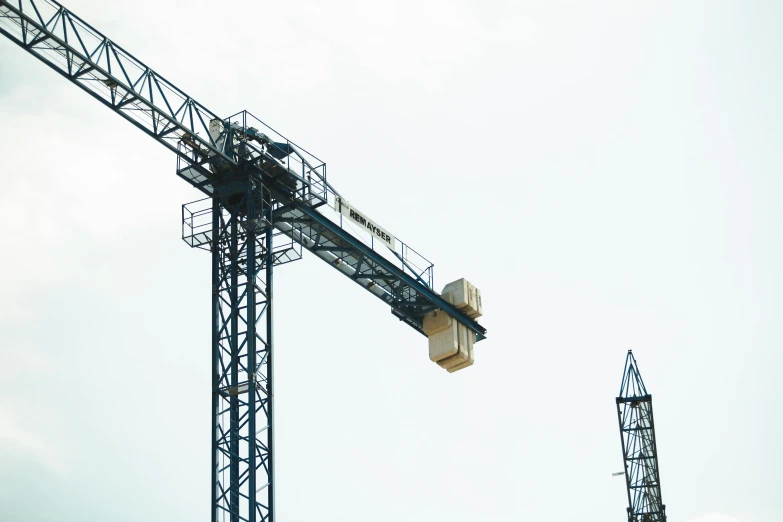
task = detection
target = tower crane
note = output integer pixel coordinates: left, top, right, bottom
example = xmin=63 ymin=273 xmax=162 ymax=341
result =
xmin=616 ymin=351 xmax=667 ymax=522
xmin=0 ymin=1 xmax=488 ymax=520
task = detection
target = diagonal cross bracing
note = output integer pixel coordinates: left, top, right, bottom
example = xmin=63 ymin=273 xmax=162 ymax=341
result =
xmin=211 ymin=185 xmax=274 ymax=522
xmin=616 ymin=351 xmax=666 ymax=522
xmin=1 ymin=1 xmax=490 ymax=517
xmin=0 ymin=0 xmax=229 ymax=182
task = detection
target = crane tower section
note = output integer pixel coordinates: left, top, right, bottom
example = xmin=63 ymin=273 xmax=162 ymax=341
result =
xmin=616 ymin=351 xmax=667 ymax=522
xmin=0 ymin=1 xmax=488 ymax=521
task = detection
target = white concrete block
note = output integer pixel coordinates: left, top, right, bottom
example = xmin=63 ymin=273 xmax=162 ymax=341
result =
xmin=422 ymin=309 xmax=453 ymax=336
xmin=442 ymin=278 xmax=482 ymax=319
xmin=428 ymin=321 xmax=459 ymax=362
xmin=447 ymin=329 xmax=474 ymax=373
xmin=436 ymin=323 xmax=470 ymax=369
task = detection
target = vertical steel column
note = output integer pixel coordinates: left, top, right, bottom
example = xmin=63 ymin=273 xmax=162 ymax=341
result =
xmin=265 ymin=187 xmax=275 ymax=520
xmin=247 ymin=190 xmax=257 ymax=520
xmin=229 ymin=197 xmax=240 ymax=522
xmin=211 ymin=197 xmax=221 ymax=522
xmin=212 ymin=183 xmax=275 ymax=522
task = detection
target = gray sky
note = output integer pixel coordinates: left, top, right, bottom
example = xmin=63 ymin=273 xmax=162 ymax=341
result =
xmin=1 ymin=0 xmax=781 ymax=521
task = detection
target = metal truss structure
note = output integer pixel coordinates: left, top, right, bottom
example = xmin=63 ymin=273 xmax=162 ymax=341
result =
xmin=209 ymin=185 xmax=275 ymax=521
xmin=0 ymin=1 xmax=488 ymax=521
xmin=616 ymin=351 xmax=667 ymax=522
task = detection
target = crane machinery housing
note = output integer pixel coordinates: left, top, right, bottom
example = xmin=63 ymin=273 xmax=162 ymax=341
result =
xmin=0 ymin=1 xmax=488 ymax=521
xmin=616 ymin=351 xmax=667 ymax=522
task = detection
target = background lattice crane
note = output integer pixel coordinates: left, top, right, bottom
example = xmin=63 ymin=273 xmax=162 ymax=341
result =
xmin=0 ymin=1 xmax=487 ymax=520
xmin=616 ymin=351 xmax=667 ymax=522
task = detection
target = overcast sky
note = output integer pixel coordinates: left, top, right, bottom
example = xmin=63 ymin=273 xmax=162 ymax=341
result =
xmin=1 ymin=0 xmax=781 ymax=521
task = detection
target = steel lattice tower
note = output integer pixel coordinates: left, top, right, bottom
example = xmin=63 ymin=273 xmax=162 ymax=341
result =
xmin=0 ymin=1 xmax=488 ymax=520
xmin=616 ymin=351 xmax=667 ymax=522
xmin=210 ymin=183 xmax=275 ymax=521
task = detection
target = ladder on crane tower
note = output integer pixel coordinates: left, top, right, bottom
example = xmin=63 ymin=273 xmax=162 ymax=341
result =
xmin=0 ymin=1 xmax=488 ymax=521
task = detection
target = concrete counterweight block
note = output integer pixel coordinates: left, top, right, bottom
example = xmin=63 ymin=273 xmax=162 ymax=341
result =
xmin=447 ymin=355 xmax=474 ymax=373
xmin=441 ymin=278 xmax=482 ymax=319
xmin=425 ymin=279 xmax=482 ymax=373
xmin=428 ymin=321 xmax=460 ymax=362
xmin=422 ymin=309 xmax=454 ymax=336
xmin=446 ymin=330 xmax=474 ymax=373
xmin=436 ymin=323 xmax=472 ymax=371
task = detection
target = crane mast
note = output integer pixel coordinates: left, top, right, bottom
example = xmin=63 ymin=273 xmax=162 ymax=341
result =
xmin=0 ymin=1 xmax=488 ymax=521
xmin=616 ymin=351 xmax=667 ymax=522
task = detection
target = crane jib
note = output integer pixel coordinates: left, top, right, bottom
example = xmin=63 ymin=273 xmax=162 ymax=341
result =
xmin=266 ymin=181 xmax=486 ymax=340
xmin=0 ymin=0 xmax=486 ymax=340
xmin=0 ymin=0 xmax=232 ymax=163
xmin=2 ymin=0 xmax=490 ymax=519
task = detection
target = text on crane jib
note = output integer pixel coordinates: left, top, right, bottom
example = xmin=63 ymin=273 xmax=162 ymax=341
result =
xmin=349 ymin=209 xmax=393 ymax=246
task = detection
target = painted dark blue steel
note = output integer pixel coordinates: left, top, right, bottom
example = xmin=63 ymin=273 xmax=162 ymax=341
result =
xmin=272 ymin=197 xmax=485 ymax=338
xmin=0 ymin=0 xmax=487 ymax=340
xmin=616 ymin=351 xmax=667 ymax=522
xmin=0 ymin=2 xmax=488 ymax=521
xmin=209 ymin=181 xmax=275 ymax=522
xmin=0 ymin=0 xmax=230 ymax=175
